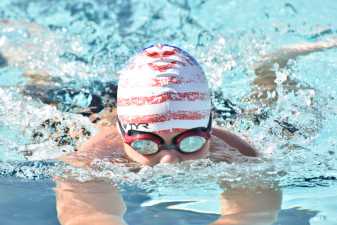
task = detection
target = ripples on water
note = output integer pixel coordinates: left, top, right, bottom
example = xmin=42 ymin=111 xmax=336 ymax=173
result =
xmin=0 ymin=0 xmax=337 ymax=191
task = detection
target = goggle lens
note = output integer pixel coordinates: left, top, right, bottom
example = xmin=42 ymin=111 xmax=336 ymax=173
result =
xmin=178 ymin=136 xmax=207 ymax=153
xmin=130 ymin=140 xmax=159 ymax=155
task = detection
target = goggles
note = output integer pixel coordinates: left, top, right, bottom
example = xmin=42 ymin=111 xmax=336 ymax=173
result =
xmin=117 ymin=116 xmax=212 ymax=155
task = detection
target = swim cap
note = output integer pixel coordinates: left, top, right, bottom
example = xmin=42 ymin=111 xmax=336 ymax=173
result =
xmin=117 ymin=44 xmax=211 ymax=132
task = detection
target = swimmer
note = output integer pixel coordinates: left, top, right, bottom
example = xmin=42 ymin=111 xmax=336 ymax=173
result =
xmin=1 ymin=22 xmax=334 ymax=223
xmin=56 ymin=45 xmax=281 ymax=225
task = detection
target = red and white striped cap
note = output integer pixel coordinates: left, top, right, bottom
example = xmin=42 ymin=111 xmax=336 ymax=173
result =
xmin=117 ymin=44 xmax=211 ymax=132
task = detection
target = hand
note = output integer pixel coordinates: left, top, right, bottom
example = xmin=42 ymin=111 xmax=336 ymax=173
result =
xmin=209 ymin=186 xmax=282 ymax=225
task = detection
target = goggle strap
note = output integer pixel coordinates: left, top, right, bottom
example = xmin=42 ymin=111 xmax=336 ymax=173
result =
xmin=206 ymin=113 xmax=212 ymax=131
xmin=117 ymin=118 xmax=126 ymax=136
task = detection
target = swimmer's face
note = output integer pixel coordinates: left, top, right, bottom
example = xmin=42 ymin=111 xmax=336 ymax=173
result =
xmin=122 ymin=129 xmax=211 ymax=166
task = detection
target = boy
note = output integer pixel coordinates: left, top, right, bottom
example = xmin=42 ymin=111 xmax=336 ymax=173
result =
xmin=56 ymin=45 xmax=282 ymax=225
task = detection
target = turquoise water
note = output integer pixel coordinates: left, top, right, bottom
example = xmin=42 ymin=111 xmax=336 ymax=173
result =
xmin=1 ymin=0 xmax=337 ymax=224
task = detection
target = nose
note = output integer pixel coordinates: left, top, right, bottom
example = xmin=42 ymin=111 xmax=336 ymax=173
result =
xmin=159 ymin=152 xmax=180 ymax=164
xmin=159 ymin=154 xmax=179 ymax=163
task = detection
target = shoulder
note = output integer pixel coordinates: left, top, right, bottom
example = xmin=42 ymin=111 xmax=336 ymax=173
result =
xmin=59 ymin=125 xmax=125 ymax=168
xmin=78 ymin=125 xmax=124 ymax=154
xmin=210 ymin=127 xmax=259 ymax=157
xmin=59 ymin=115 xmax=125 ymax=168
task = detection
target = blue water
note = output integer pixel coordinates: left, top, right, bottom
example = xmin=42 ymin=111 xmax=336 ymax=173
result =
xmin=1 ymin=176 xmax=336 ymax=225
xmin=1 ymin=0 xmax=337 ymax=225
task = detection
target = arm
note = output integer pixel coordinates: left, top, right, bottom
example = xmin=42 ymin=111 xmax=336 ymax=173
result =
xmin=55 ymin=178 xmax=127 ymax=225
xmin=251 ymin=38 xmax=337 ymax=104
xmin=211 ymin=128 xmax=258 ymax=157
xmin=254 ymin=38 xmax=337 ymax=78
xmin=56 ymin=123 xmax=127 ymax=225
xmin=210 ymin=186 xmax=282 ymax=225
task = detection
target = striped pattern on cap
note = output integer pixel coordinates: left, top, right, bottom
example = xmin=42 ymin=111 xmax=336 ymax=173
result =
xmin=117 ymin=44 xmax=211 ymax=132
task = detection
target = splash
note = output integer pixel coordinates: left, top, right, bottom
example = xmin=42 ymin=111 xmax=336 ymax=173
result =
xmin=0 ymin=0 xmax=336 ymax=192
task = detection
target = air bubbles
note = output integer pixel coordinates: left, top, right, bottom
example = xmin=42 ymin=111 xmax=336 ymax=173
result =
xmin=275 ymin=69 xmax=288 ymax=84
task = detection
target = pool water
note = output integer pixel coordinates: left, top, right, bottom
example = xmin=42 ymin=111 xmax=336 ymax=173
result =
xmin=1 ymin=0 xmax=337 ymax=225
xmin=1 ymin=176 xmax=336 ymax=225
